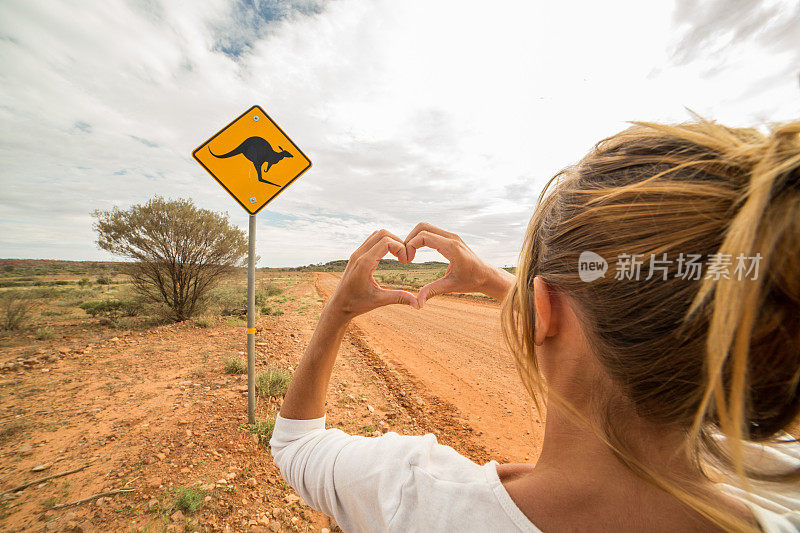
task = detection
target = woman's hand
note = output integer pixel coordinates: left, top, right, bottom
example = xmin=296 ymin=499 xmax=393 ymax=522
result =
xmin=281 ymin=225 xmax=511 ymax=420
xmin=326 ymin=229 xmax=420 ymax=320
xmin=404 ymin=223 xmax=516 ymax=306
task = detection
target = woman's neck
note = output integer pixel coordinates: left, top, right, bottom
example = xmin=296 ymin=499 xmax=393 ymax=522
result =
xmin=535 ymin=402 xmax=700 ymax=481
xmin=502 ymin=402 xmax=754 ymax=532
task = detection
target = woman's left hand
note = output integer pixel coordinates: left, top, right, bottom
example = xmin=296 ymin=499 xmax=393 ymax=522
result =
xmin=326 ymin=229 xmax=420 ymax=320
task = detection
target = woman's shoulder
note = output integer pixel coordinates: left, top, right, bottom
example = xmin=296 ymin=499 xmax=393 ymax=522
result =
xmin=271 ymin=417 xmax=541 ymax=532
xmin=389 ymin=451 xmax=541 ymax=533
xmin=713 ymin=435 xmax=800 ymax=532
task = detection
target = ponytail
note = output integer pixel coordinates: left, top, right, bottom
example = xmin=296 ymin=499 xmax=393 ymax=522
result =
xmin=688 ymin=121 xmax=800 ymax=483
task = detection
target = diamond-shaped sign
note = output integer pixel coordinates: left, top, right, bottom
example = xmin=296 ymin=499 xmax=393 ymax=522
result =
xmin=192 ymin=105 xmax=311 ymax=215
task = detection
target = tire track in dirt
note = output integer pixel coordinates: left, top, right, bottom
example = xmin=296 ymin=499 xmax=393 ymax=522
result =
xmin=344 ymin=323 xmax=493 ymax=464
xmin=314 ymin=273 xmax=543 ymax=463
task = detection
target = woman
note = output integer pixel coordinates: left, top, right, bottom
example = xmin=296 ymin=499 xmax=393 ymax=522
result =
xmin=270 ymin=120 xmax=800 ymax=532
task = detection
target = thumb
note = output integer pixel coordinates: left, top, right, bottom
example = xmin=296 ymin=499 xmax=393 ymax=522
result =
xmin=418 ymin=277 xmax=458 ymax=307
xmin=377 ymin=288 xmax=420 ymax=309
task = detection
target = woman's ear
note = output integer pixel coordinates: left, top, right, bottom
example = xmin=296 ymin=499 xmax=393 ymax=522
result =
xmin=533 ymin=276 xmax=557 ymax=345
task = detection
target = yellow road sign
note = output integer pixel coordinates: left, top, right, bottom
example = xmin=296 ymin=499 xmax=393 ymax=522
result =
xmin=192 ymin=105 xmax=311 ymax=215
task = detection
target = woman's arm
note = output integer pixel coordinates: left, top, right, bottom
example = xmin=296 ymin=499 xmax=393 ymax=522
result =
xmin=280 ymin=229 xmax=418 ymax=420
xmin=278 ymin=310 xmax=349 ymax=420
xmin=273 ymin=225 xmax=518 ymax=530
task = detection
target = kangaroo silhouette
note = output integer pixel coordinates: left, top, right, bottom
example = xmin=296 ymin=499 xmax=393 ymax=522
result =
xmin=209 ymin=136 xmax=293 ymax=186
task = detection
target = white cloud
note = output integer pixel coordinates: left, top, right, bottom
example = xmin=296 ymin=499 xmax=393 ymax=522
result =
xmin=1 ymin=0 xmax=797 ymax=266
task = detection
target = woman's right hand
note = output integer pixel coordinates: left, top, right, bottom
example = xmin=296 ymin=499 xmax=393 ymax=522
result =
xmin=404 ymin=223 xmax=516 ymax=306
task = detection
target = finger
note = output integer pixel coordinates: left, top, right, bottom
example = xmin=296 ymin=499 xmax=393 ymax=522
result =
xmin=359 ymin=236 xmax=408 ymax=271
xmin=376 ymin=288 xmax=420 ymax=309
xmin=404 ymin=223 xmax=461 ymax=261
xmin=417 ymin=277 xmax=459 ymax=307
xmin=350 ymin=230 xmax=379 ymax=261
xmin=405 ymin=222 xmax=461 ymax=243
xmin=351 ymin=229 xmax=406 ymax=263
xmin=406 ymin=230 xmax=458 ymax=262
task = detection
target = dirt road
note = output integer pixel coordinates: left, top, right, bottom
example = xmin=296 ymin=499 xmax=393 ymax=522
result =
xmin=315 ymin=273 xmax=543 ymax=463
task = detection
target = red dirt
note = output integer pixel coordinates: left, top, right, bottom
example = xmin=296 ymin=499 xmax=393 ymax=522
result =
xmin=0 ymin=271 xmax=544 ymax=532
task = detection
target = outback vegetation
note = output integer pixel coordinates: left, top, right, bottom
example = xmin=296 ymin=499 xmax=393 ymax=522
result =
xmin=92 ymin=197 xmax=248 ymax=322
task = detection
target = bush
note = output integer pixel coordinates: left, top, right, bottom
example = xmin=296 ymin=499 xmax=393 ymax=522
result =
xmin=260 ymin=305 xmax=284 ymax=316
xmin=172 ymin=486 xmax=205 ymax=513
xmin=223 ymin=357 xmax=246 ymax=375
xmin=213 ymin=288 xmax=277 ymax=316
xmin=254 ymin=290 xmax=269 ymax=308
xmin=1 ymin=292 xmax=34 ymax=330
xmin=32 ymin=280 xmax=70 ymax=286
xmin=60 ymin=288 xmax=96 ymax=307
xmin=34 ymin=326 xmax=54 ymax=340
xmin=211 ymin=288 xmax=246 ymax=316
xmin=96 ymin=276 xmax=111 ymax=285
xmin=256 ymin=367 xmax=291 ymax=397
xmin=0 ymin=420 xmax=26 ymax=443
xmin=211 ymin=284 xmax=284 ymax=317
xmin=224 ymin=316 xmax=245 ymax=327
xmin=112 ymin=317 xmax=141 ymax=330
xmin=249 ymin=417 xmax=276 ymax=447
xmin=93 ymin=197 xmax=247 ymax=322
xmin=259 ymin=280 xmax=283 ymax=297
xmin=79 ymin=298 xmax=142 ymax=321
xmin=194 ymin=316 xmax=214 ymax=328
xmin=77 ymin=278 xmax=92 ymax=288
xmin=29 ymin=287 xmax=59 ymax=299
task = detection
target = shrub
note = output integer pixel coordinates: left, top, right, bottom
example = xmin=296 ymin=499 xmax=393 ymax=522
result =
xmin=256 ymin=367 xmax=291 ymax=397
xmin=224 ymin=316 xmax=245 ymax=327
xmin=29 ymin=287 xmax=59 ymax=299
xmin=0 ymin=280 xmax=68 ymax=288
xmin=0 ymin=420 xmax=26 ymax=442
xmin=194 ymin=316 xmax=214 ymax=328
xmin=211 ymin=288 xmax=246 ymax=316
xmin=79 ymin=298 xmax=142 ymax=321
xmin=1 ymin=292 xmax=34 ymax=330
xmin=96 ymin=276 xmax=111 ymax=285
xmin=260 ymin=305 xmax=284 ymax=316
xmin=172 ymin=486 xmax=205 ymax=513
xmin=112 ymin=317 xmax=140 ymax=330
xmin=249 ymin=417 xmax=276 ymax=447
xmin=213 ymin=287 xmax=277 ymax=316
xmin=77 ymin=278 xmax=92 ymax=288
xmin=223 ymin=357 xmax=246 ymax=375
xmin=259 ymin=280 xmax=283 ymax=297
xmin=34 ymin=326 xmax=54 ymax=340
xmin=254 ymin=290 xmax=268 ymax=308
xmin=93 ymin=197 xmax=247 ymax=322
xmin=60 ymin=288 xmax=96 ymax=307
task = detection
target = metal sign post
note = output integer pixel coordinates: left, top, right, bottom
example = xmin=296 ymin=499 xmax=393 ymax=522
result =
xmin=247 ymin=215 xmax=256 ymax=424
xmin=192 ymin=105 xmax=312 ymax=425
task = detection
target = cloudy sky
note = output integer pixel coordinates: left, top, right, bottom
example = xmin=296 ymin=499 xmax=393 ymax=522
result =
xmin=1 ymin=0 xmax=798 ymax=267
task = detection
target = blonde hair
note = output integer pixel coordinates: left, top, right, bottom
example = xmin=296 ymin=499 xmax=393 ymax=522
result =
xmin=502 ymin=118 xmax=800 ymax=531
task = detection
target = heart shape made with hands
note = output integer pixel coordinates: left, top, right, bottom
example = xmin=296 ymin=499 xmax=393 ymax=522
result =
xmin=362 ymin=224 xmax=479 ymax=309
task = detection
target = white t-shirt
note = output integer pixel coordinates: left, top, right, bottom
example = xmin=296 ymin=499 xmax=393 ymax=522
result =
xmin=270 ymin=415 xmax=800 ymax=533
